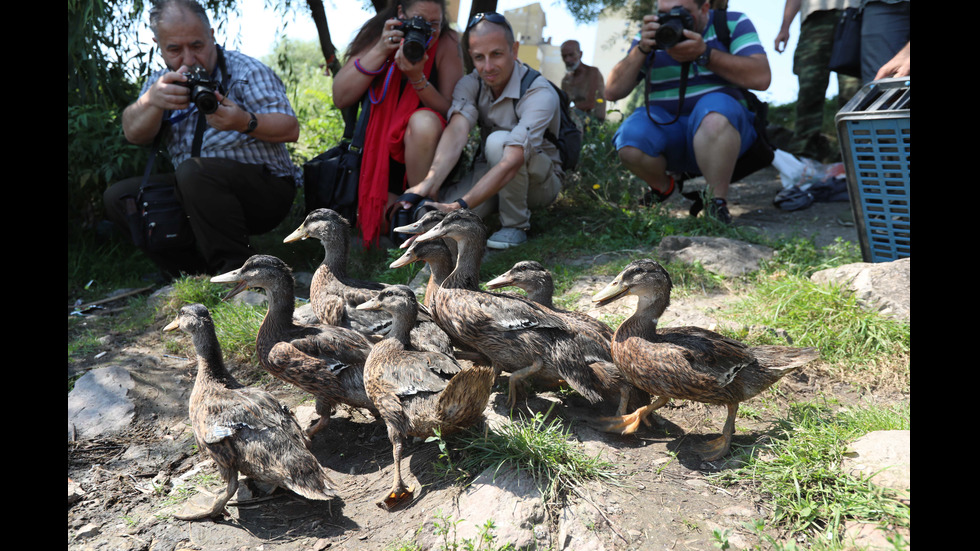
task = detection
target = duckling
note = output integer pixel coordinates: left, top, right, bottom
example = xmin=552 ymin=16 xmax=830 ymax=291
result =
xmin=164 ymin=304 xmax=337 ymax=520
xmin=416 ymin=209 xmax=620 ymax=409
xmin=286 ymin=208 xmax=452 ymax=355
xmin=357 ymin=286 xmax=494 ymax=510
xmin=592 ymin=259 xmax=819 ymax=460
xmin=212 ymin=255 xmax=378 ymax=439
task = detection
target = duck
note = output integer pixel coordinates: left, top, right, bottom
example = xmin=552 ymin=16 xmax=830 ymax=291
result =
xmin=356 ymin=285 xmax=494 ymax=510
xmin=211 ymin=255 xmax=379 ymax=439
xmin=592 ymin=259 xmax=820 ymax=460
xmin=415 ymin=209 xmax=622 ymax=410
xmin=486 ymin=260 xmax=648 ymax=414
xmin=283 ymin=208 xmax=390 ymax=335
xmin=285 ymin=208 xmax=453 ymax=356
xmin=164 ymin=303 xmax=337 ymax=520
xmin=486 ymin=260 xmax=615 ymax=342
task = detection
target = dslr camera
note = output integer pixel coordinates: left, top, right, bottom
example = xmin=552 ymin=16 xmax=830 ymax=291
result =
xmin=179 ymin=65 xmax=222 ymax=114
xmin=398 ymin=16 xmax=433 ymax=64
xmin=654 ymin=6 xmax=696 ymax=50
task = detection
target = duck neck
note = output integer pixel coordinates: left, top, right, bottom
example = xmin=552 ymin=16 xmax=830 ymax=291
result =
xmin=526 ymin=278 xmax=554 ymax=308
xmin=388 ymin=308 xmax=415 ymax=345
xmin=192 ymin=330 xmax=235 ymax=386
xmin=444 ymin=236 xmax=483 ymax=291
xmin=321 ymin=236 xmax=350 ymax=279
xmin=260 ymin=277 xmax=297 ymax=338
xmin=618 ymin=294 xmax=668 ymax=341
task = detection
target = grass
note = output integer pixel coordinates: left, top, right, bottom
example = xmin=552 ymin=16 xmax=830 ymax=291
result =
xmin=435 ymin=407 xmax=619 ymax=506
xmin=722 ymin=271 xmax=910 ymax=388
xmin=712 ymin=400 xmax=910 ymax=547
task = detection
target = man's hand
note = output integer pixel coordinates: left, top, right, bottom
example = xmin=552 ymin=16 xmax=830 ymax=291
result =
xmin=665 ymin=29 xmax=707 ymax=63
xmin=875 ymin=41 xmax=910 ymax=80
xmin=774 ymin=28 xmax=790 ymax=53
xmin=206 ymin=91 xmax=250 ymax=133
xmin=143 ymin=66 xmax=191 ymax=111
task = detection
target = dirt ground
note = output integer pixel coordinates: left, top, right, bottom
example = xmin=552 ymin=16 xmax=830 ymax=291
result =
xmin=68 ymin=169 xmax=903 ymax=550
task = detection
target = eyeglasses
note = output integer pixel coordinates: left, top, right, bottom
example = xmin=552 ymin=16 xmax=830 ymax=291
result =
xmin=466 ymin=12 xmax=512 ymax=32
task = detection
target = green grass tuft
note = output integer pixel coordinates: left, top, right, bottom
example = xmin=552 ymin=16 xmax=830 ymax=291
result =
xmin=713 ymin=401 xmax=910 ymax=544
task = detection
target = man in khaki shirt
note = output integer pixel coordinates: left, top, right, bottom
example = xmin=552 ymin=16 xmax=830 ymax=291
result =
xmin=400 ymin=12 xmax=562 ymax=249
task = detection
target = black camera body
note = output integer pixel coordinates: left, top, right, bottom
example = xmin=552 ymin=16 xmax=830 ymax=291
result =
xmin=655 ymin=7 xmax=696 ymax=50
xmin=398 ymin=16 xmax=433 ymax=64
xmin=180 ymin=66 xmax=222 ymax=114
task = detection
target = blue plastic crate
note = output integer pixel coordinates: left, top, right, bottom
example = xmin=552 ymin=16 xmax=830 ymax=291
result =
xmin=836 ymin=78 xmax=910 ymax=263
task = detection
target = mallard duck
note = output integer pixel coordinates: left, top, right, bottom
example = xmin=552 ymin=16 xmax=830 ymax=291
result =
xmin=592 ymin=259 xmax=819 ymax=460
xmin=211 ymin=255 xmax=378 ymax=439
xmin=356 ymin=286 xmax=494 ymax=510
xmin=415 ymin=209 xmax=621 ymax=409
xmin=164 ymin=304 xmax=337 ymax=520
xmin=283 ymin=208 xmax=390 ymax=335
xmin=486 ymin=260 xmax=615 ymax=342
xmin=286 ymin=208 xmax=452 ymax=356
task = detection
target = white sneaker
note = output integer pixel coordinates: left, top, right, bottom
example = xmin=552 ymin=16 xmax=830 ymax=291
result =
xmin=486 ymin=228 xmax=528 ymax=249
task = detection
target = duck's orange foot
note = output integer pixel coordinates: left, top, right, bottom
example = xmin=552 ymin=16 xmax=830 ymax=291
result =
xmin=377 ymin=486 xmax=414 ymax=511
xmin=696 ymin=435 xmax=732 ymax=462
xmin=598 ymin=413 xmax=643 ymax=434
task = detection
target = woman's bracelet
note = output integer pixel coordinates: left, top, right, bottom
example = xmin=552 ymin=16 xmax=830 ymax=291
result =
xmin=412 ymin=78 xmax=430 ymax=92
xmin=354 ymin=58 xmax=388 ymax=76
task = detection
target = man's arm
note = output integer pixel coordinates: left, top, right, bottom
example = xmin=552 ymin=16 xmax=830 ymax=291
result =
xmin=669 ymin=28 xmax=771 ymax=91
xmin=206 ymin=92 xmax=299 ymax=143
xmin=605 ymin=15 xmax=658 ymax=101
xmin=875 ymin=41 xmax=910 ymax=80
xmin=123 ymin=70 xmax=190 ymax=145
xmin=775 ymin=0 xmax=801 ymax=53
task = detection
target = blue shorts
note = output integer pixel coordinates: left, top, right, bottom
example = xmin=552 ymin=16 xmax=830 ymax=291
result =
xmin=613 ymin=92 xmax=757 ymax=175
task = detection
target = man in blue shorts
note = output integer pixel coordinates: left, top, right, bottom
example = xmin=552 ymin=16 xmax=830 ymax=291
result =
xmin=605 ymin=0 xmax=770 ymax=224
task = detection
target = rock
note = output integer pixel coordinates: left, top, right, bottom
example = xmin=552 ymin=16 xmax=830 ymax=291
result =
xmin=294 ymin=302 xmax=320 ymax=325
xmin=657 ymin=236 xmax=774 ymax=277
xmin=68 ymin=478 xmax=85 ymax=505
xmin=68 ymin=366 xmax=135 ymax=440
xmin=842 ymin=430 xmax=910 ymax=502
xmin=75 ymin=523 xmax=100 ymax=539
xmin=557 ymin=499 xmax=606 ymax=551
xmin=433 ymin=466 xmax=546 ymax=551
xmin=811 ymin=258 xmax=909 ymax=322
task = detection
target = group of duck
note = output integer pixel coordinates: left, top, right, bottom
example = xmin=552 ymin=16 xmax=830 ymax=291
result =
xmin=165 ymin=207 xmax=819 ymax=520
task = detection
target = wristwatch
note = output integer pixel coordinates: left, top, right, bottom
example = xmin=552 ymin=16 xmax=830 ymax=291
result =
xmin=696 ymin=46 xmax=712 ymax=67
xmin=244 ymin=112 xmax=258 ymax=134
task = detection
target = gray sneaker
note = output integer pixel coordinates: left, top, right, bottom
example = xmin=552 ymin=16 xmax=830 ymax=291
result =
xmin=486 ymin=227 xmax=528 ymax=249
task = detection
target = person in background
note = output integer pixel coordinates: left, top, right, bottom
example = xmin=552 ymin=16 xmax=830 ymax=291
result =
xmin=605 ymin=0 xmax=771 ymax=224
xmin=560 ymin=40 xmax=606 ymax=125
xmin=103 ymin=0 xmax=300 ymax=275
xmin=399 ymin=13 xmax=563 ymax=249
xmin=775 ymin=0 xmax=861 ymax=161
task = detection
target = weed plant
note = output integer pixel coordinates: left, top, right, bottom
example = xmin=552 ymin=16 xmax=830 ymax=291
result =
xmin=712 ymin=401 xmax=910 ymax=546
xmin=436 ymin=408 xmax=619 ymax=505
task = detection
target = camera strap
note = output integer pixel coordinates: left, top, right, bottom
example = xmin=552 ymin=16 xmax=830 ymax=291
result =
xmin=644 ymin=54 xmax=689 ymax=126
xmin=191 ymin=45 xmax=231 ymax=157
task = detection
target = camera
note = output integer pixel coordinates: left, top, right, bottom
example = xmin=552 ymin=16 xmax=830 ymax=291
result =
xmin=398 ymin=16 xmax=433 ymax=64
xmin=654 ymin=7 xmax=696 ymax=50
xmin=179 ymin=65 xmax=222 ymax=114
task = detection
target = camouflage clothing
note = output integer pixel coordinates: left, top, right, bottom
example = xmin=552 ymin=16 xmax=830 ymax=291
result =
xmin=788 ymin=9 xmax=861 ymax=161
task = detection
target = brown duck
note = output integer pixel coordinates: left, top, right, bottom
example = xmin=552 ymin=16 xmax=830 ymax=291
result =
xmin=211 ymin=255 xmax=378 ymax=439
xmin=357 ymin=286 xmax=494 ymax=510
xmin=593 ymin=259 xmax=819 ymax=460
xmin=416 ymin=209 xmax=620 ymax=409
xmin=164 ymin=304 xmax=337 ymax=520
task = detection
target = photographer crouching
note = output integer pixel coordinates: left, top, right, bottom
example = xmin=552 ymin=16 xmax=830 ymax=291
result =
xmin=605 ymin=0 xmax=771 ymax=224
xmin=103 ymin=0 xmax=300 ymax=276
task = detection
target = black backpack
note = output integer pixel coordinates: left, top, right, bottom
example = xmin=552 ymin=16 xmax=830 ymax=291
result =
xmin=478 ymin=64 xmax=583 ymax=172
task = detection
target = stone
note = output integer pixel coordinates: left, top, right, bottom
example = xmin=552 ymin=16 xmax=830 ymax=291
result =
xmin=811 ymin=258 xmax=909 ymax=322
xmin=657 ymin=236 xmax=774 ymax=277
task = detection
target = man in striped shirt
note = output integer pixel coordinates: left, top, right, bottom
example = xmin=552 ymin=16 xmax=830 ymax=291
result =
xmin=606 ymin=0 xmax=770 ymax=224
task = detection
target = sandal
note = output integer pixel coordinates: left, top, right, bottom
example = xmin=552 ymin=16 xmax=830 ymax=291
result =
xmin=639 ymin=176 xmax=677 ymax=206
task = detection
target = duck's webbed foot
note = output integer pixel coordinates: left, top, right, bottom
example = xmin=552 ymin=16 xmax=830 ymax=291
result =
xmin=175 ymin=473 xmax=237 ymax=521
xmin=378 ymin=483 xmax=414 ymax=510
xmin=599 ymin=396 xmax=668 ymax=434
xmin=696 ymin=403 xmax=737 ymax=461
